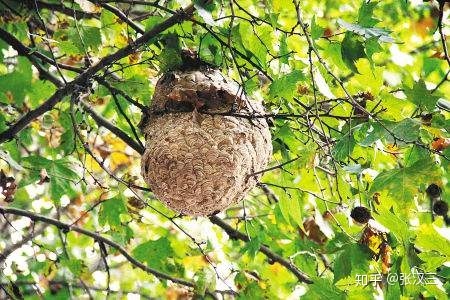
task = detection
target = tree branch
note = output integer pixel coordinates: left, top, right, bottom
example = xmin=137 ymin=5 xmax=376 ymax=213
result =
xmin=0 ymin=223 xmax=47 ymax=263
xmin=0 ymin=205 xmax=194 ymax=287
xmin=78 ymin=100 xmax=145 ymax=154
xmin=0 ymin=87 xmax=73 ymax=143
xmin=24 ymin=0 xmax=99 ymax=19
xmin=0 ymin=0 xmax=203 ymax=144
xmin=97 ymin=0 xmax=176 ymax=15
xmin=92 ymin=1 xmax=145 ymax=34
xmin=6 ymin=280 xmax=154 ymax=299
xmin=0 ymin=27 xmax=82 ymax=73
xmin=437 ymin=0 xmax=450 ymax=68
xmin=0 ymin=30 xmax=145 ymax=155
xmin=209 ymin=215 xmax=313 ymax=284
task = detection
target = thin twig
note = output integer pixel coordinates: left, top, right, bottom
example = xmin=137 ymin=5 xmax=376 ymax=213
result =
xmin=0 ymin=205 xmax=195 ymax=287
xmin=209 ymin=215 xmax=313 ymax=284
xmin=0 ymin=223 xmax=47 ymax=263
xmin=0 ymin=1 xmax=203 ymax=144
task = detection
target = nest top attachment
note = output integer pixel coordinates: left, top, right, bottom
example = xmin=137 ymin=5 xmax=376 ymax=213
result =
xmin=151 ymin=68 xmax=247 ymax=113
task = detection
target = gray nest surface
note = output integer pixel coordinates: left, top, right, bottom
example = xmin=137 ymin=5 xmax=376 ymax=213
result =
xmin=141 ymin=67 xmax=272 ymax=216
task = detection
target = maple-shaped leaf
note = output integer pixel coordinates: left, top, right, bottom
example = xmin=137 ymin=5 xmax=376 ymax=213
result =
xmin=403 ymin=79 xmax=441 ymax=111
xmin=370 ymin=159 xmax=441 ymax=202
xmin=269 ymin=70 xmax=304 ymax=100
xmin=99 ymin=195 xmax=127 ymax=229
xmin=132 ymin=237 xmax=175 ymax=271
xmin=357 ymin=1 xmax=379 ymax=27
xmin=311 ymin=16 xmax=325 ymax=40
xmin=416 ymin=224 xmax=450 ymax=257
xmin=303 ymin=278 xmax=346 ymax=300
xmin=365 ymin=37 xmax=383 ymax=69
xmin=333 ymin=244 xmax=370 ymax=283
xmin=21 ymin=156 xmax=79 ymax=203
xmin=337 ymin=19 xmax=396 ymax=43
xmin=374 ymin=208 xmax=410 ymax=242
xmin=341 ymin=32 xmax=366 ymax=74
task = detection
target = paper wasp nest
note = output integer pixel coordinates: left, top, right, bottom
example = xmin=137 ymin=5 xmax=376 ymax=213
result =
xmin=140 ymin=62 xmax=272 ymax=216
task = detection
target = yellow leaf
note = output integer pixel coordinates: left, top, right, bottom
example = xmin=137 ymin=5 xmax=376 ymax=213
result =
xmin=85 ymin=155 xmax=102 ymax=173
xmin=182 ymin=255 xmax=208 ymax=270
xmin=258 ymin=281 xmax=267 ymax=289
xmin=367 ymin=234 xmax=383 ymax=254
xmin=268 ymin=262 xmax=284 ymax=275
xmin=353 ymin=60 xmax=384 ymax=95
xmin=104 ymin=134 xmax=127 ymax=151
xmin=109 ymin=152 xmax=130 ymax=171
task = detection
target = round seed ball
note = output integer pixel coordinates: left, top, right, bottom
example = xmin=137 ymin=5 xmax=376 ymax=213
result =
xmin=351 ymin=206 xmax=372 ymax=224
xmin=433 ymin=200 xmax=448 ymax=216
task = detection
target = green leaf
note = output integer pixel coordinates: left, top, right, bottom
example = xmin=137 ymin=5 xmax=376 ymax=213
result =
xmin=58 ymin=26 xmax=101 ymax=54
xmin=269 ymin=70 xmax=304 ymax=100
xmin=50 ymin=176 xmax=73 ymax=202
xmin=241 ymin=236 xmax=262 ymax=258
xmin=370 ymin=159 xmax=441 ymax=202
xmin=70 ymin=26 xmax=102 ymax=52
xmin=112 ymin=75 xmax=152 ymax=103
xmin=81 ymin=26 xmax=102 ymax=50
xmin=22 ymin=156 xmax=79 ymax=180
xmin=374 ymin=207 xmax=410 ymax=242
xmin=415 ymin=224 xmax=450 ymax=257
xmin=277 ymin=173 xmax=304 ymax=229
xmin=0 ymin=150 xmax=23 ymax=171
xmin=303 ymin=278 xmax=346 ymax=300
xmin=289 ymin=190 xmax=304 ymax=230
xmin=358 ymin=118 xmax=420 ymax=146
xmin=278 ymin=191 xmax=292 ymax=225
xmin=338 ymin=19 xmax=396 ymax=43
xmin=238 ymin=282 xmax=266 ymax=299
xmin=158 ymin=47 xmax=182 ymax=73
xmin=0 ymin=39 xmax=7 ymax=61
xmin=0 ymin=57 xmax=32 ymax=105
xmin=194 ymin=269 xmax=207 ymax=296
xmin=199 ymin=32 xmax=222 ymax=66
xmin=332 ymin=131 xmax=356 ymax=161
xmin=385 ymin=118 xmax=421 ymax=142
xmin=0 ymin=114 xmax=5 ymax=132
xmin=341 ymin=32 xmax=366 ymax=73
xmin=357 ymin=1 xmax=380 ymax=27
xmin=333 ymin=243 xmax=370 ymax=283
xmin=28 ymin=80 xmax=56 ymax=109
xmin=99 ymin=195 xmax=127 ymax=229
xmin=403 ymin=79 xmax=440 ymax=111
xmin=194 ymin=268 xmax=216 ymax=296
xmin=21 ymin=156 xmax=79 ymax=203
xmin=404 ymin=145 xmax=430 ymax=167
xmin=143 ymin=16 xmax=163 ymax=31
xmin=58 ymin=41 xmax=81 ymax=55
xmin=100 ymin=9 xmax=116 ymax=26
xmin=365 ymin=37 xmax=383 ymax=69
xmin=132 ymin=237 xmax=174 ymax=271
xmin=325 ymin=233 xmax=352 ymax=253
xmin=4 ymin=22 xmax=28 ymax=41
xmin=418 ymin=252 xmax=447 ymax=271
xmin=58 ymin=111 xmax=75 ymax=155
xmin=238 ymin=23 xmax=270 ymax=68
xmin=278 ymin=34 xmax=289 ymax=64
xmin=311 ymin=16 xmax=325 ymax=40
xmin=61 ymin=258 xmax=85 ymax=277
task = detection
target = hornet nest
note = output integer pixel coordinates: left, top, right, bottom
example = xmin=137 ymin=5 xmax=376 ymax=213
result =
xmin=140 ymin=51 xmax=272 ymax=216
